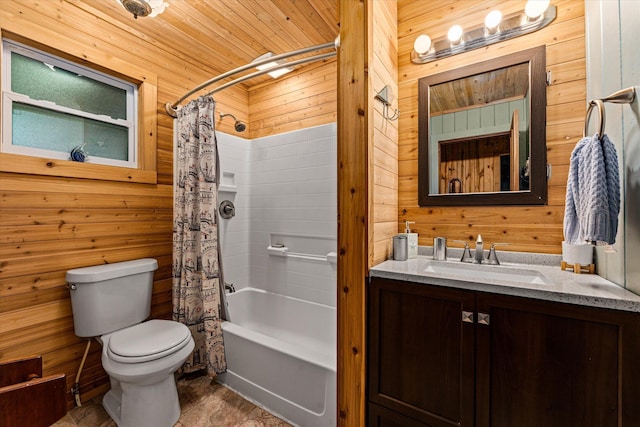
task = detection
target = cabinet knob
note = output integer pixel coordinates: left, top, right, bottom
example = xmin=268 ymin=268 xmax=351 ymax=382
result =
xmin=478 ymin=312 xmax=491 ymax=325
xmin=462 ymin=311 xmax=474 ymax=323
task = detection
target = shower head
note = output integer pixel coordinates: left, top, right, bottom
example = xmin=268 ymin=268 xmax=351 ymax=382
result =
xmin=220 ymin=113 xmax=247 ymax=133
xmin=234 ymin=121 xmax=247 ymax=133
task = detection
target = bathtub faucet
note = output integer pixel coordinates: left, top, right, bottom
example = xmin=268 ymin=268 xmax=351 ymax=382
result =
xmin=225 ymin=282 xmax=236 ymax=293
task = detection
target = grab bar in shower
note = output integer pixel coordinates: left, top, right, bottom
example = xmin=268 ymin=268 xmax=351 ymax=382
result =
xmin=267 ymin=245 xmax=337 ymax=265
xmin=288 ymin=251 xmax=338 ymax=264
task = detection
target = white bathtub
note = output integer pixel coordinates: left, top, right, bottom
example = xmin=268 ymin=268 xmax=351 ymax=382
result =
xmin=217 ymin=287 xmax=336 ymax=427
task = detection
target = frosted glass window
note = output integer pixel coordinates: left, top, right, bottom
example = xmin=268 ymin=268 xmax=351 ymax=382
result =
xmin=12 ymin=103 xmax=129 ymax=161
xmin=2 ymin=39 xmax=137 ymax=168
xmin=11 ymin=52 xmax=127 ymax=120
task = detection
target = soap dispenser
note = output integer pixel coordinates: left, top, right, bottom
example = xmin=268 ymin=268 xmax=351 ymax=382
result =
xmin=401 ymin=221 xmax=418 ymax=259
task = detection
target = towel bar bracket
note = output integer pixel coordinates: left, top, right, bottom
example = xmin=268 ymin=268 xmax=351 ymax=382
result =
xmin=601 ymin=87 xmax=636 ymax=104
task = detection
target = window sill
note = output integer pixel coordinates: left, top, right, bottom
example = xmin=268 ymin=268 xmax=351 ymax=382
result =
xmin=0 ymin=152 xmax=157 ymax=184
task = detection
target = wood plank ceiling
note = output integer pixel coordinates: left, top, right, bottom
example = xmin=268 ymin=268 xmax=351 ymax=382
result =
xmin=82 ymin=0 xmax=339 ymax=90
xmin=429 ymin=62 xmax=530 ymax=115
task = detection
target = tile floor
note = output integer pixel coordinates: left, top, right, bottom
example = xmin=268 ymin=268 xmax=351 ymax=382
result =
xmin=52 ymin=374 xmax=292 ymax=427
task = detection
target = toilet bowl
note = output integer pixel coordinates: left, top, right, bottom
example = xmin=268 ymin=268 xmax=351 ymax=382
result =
xmin=66 ymin=259 xmax=194 ymax=427
xmin=99 ymin=320 xmax=194 ymax=427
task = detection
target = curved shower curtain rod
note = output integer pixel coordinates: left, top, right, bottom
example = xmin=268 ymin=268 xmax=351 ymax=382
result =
xmin=165 ymin=37 xmax=340 ymax=117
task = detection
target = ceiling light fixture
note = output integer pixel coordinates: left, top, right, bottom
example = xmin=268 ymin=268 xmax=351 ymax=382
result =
xmin=411 ymin=2 xmax=556 ymax=64
xmin=119 ymin=0 xmax=168 ymax=19
xmin=253 ymin=52 xmax=293 ymax=78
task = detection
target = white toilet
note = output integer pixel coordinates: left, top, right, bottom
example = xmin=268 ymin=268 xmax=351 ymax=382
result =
xmin=67 ymin=258 xmax=195 ymax=427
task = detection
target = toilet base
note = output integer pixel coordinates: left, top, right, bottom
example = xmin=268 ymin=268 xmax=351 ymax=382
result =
xmin=102 ymin=374 xmax=180 ymax=427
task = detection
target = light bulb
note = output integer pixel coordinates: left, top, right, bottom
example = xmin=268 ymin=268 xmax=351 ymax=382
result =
xmin=447 ymin=25 xmax=463 ymax=44
xmin=525 ymin=0 xmax=550 ymax=19
xmin=413 ymin=35 xmax=432 ymax=55
xmin=485 ymin=10 xmax=502 ymax=33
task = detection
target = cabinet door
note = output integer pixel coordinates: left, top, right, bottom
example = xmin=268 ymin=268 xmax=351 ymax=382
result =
xmin=476 ymin=292 xmax=640 ymax=427
xmin=368 ymin=278 xmax=475 ymax=427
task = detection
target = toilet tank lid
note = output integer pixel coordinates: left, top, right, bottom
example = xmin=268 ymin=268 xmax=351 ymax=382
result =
xmin=66 ymin=258 xmax=158 ymax=283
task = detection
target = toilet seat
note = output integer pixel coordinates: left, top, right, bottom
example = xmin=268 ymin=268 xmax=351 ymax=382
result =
xmin=107 ymin=319 xmax=192 ymax=363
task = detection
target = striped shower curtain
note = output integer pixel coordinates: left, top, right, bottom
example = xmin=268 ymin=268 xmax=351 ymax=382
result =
xmin=172 ymin=96 xmax=226 ymax=375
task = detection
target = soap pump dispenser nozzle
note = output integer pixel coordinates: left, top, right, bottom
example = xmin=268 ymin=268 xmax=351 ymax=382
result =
xmin=404 ymin=221 xmax=415 ymax=233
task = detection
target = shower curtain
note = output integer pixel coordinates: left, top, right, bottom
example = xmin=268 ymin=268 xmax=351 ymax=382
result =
xmin=172 ymin=96 xmax=226 ymax=375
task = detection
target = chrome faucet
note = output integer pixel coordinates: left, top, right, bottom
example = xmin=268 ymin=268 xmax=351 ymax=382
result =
xmin=474 ymin=234 xmax=484 ymax=264
xmin=486 ymin=243 xmax=509 ymax=265
xmin=454 ymin=236 xmax=508 ymax=264
xmin=452 ymin=240 xmax=474 ymax=263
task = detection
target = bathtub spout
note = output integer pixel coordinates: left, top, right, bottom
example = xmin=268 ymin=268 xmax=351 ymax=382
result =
xmin=225 ymin=282 xmax=236 ymax=293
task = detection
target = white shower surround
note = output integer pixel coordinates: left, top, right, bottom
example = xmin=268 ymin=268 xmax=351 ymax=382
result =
xmin=216 ymin=123 xmax=337 ymax=426
xmin=217 ymin=123 xmax=337 ymax=305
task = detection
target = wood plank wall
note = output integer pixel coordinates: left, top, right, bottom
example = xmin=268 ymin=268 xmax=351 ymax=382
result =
xmin=371 ymin=0 xmax=399 ymax=267
xmin=0 ymin=0 xmax=337 ymax=410
xmin=398 ymin=0 xmax=586 ymax=254
xmin=249 ymin=58 xmax=337 ymax=139
xmin=0 ymin=0 xmax=239 ymax=408
xmin=438 ymin=135 xmax=511 ymax=193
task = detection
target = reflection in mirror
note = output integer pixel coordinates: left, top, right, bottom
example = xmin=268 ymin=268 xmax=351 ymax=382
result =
xmin=418 ymin=46 xmax=547 ymax=206
xmin=430 ymin=63 xmax=529 ymax=193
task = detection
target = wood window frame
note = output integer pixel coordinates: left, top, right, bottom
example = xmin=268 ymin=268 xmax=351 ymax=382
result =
xmin=0 ymin=32 xmax=157 ymax=184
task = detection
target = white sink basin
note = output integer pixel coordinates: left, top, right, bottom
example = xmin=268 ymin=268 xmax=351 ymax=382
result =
xmin=423 ymin=260 xmax=552 ymax=285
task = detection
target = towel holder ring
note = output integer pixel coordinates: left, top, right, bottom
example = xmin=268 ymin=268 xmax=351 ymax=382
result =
xmin=583 ymin=99 xmax=605 ymax=140
xmin=582 ymin=87 xmax=636 ymax=142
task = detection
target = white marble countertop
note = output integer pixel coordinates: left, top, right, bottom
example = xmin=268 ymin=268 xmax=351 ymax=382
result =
xmin=370 ymin=255 xmax=640 ymax=312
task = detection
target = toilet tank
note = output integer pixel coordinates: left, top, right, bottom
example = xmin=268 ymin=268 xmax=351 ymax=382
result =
xmin=66 ymin=258 xmax=158 ymax=337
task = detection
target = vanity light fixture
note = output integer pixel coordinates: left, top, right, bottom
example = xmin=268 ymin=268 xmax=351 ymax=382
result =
xmin=119 ymin=0 xmax=168 ymax=19
xmin=411 ymin=1 xmax=556 ymax=64
xmin=253 ymin=52 xmax=293 ymax=79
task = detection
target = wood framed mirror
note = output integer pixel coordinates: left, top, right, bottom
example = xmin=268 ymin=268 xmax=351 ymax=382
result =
xmin=418 ymin=46 xmax=547 ymax=206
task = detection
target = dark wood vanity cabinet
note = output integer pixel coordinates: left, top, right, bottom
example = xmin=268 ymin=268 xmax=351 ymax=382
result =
xmin=368 ymin=277 xmax=640 ymax=427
